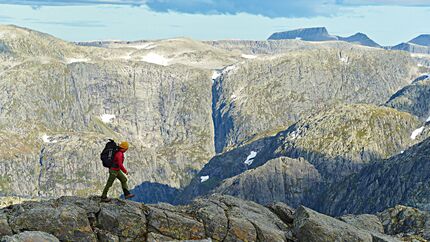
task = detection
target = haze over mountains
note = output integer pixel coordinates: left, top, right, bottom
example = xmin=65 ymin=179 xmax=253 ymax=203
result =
xmin=1 ymin=24 xmax=430 ymax=241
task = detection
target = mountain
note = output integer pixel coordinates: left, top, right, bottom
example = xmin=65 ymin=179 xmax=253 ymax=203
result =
xmin=268 ymin=27 xmax=381 ymax=48
xmin=320 ymin=136 xmax=430 ymax=216
xmin=211 ymin=48 xmax=416 ymax=153
xmin=390 ymin=42 xmax=430 ymax=55
xmin=268 ymin=27 xmax=338 ymax=41
xmin=338 ymin=32 xmax=381 ymax=48
xmin=177 ymin=104 xmax=421 ymax=206
xmin=0 ymin=24 xmax=421 ymax=201
xmin=409 ymin=34 xmax=430 ymax=47
xmin=0 ymin=24 xmax=244 ymax=198
xmin=385 ymin=74 xmax=430 ymax=121
xmin=2 ymin=195 xmax=427 ymax=241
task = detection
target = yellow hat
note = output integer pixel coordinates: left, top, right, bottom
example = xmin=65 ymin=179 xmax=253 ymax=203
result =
xmin=119 ymin=141 xmax=129 ymax=149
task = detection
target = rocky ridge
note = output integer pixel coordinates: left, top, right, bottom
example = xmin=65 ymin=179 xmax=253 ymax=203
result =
xmin=320 ymin=136 xmax=430 ymax=216
xmin=177 ymin=104 xmax=422 ymax=207
xmin=1 ymin=195 xmax=426 ymax=242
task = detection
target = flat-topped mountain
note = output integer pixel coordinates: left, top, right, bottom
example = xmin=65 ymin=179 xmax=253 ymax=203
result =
xmin=268 ymin=27 xmax=338 ymax=41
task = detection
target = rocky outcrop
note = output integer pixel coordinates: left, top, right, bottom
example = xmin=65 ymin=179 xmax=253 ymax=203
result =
xmin=0 ymin=195 xmax=414 ymax=242
xmin=0 ymin=195 xmax=294 ymax=241
xmin=320 ymin=137 xmax=430 ymax=216
xmin=377 ymin=205 xmax=430 ymax=241
xmin=178 ymin=104 xmax=421 ymax=206
xmin=1 ymin=231 xmax=59 ymax=242
xmin=214 ymin=157 xmax=322 ymax=207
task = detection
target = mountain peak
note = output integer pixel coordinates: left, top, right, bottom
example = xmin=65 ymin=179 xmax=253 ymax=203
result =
xmin=338 ymin=32 xmax=381 ymax=47
xmin=409 ymin=34 xmax=430 ymax=47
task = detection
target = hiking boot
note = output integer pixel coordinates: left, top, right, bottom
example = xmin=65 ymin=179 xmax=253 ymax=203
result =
xmin=125 ymin=193 xmax=135 ymax=199
xmin=101 ymin=197 xmax=111 ymax=202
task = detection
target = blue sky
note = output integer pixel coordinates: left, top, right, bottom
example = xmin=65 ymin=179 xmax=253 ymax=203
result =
xmin=0 ymin=0 xmax=429 ymax=46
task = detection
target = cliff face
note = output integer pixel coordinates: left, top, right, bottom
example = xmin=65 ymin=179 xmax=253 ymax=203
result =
xmin=212 ymin=48 xmax=417 ymax=153
xmin=1 ymin=195 xmax=424 ymax=241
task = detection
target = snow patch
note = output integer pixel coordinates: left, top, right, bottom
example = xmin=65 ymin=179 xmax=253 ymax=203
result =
xmin=411 ymin=126 xmax=424 ymax=140
xmin=427 ymin=116 xmax=430 ymax=122
xmin=65 ymin=58 xmax=90 ymax=64
xmin=340 ymin=56 xmax=349 ymax=64
xmin=400 ymin=150 xmax=404 ymax=154
xmin=223 ymin=65 xmax=237 ymax=74
xmin=41 ymin=134 xmax=58 ymax=143
xmin=100 ymin=114 xmax=115 ymax=123
xmin=141 ymin=53 xmax=170 ymax=66
xmin=242 ymin=54 xmax=257 ymax=59
xmin=295 ymin=37 xmax=302 ymax=40
xmin=244 ymin=151 xmax=257 ymax=165
xmin=290 ymin=129 xmax=302 ymax=140
xmin=200 ymin=176 xmax=209 ymax=182
xmin=231 ymin=94 xmax=237 ymax=100
xmin=212 ymin=71 xmax=221 ymax=80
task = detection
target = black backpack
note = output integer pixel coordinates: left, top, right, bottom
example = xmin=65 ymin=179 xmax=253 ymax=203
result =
xmin=100 ymin=139 xmax=118 ymax=168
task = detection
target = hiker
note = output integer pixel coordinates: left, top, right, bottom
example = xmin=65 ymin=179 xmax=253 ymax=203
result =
xmin=101 ymin=141 xmax=135 ymax=202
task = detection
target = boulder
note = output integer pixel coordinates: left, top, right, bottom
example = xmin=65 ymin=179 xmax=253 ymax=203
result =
xmin=294 ymin=206 xmax=373 ymax=242
xmin=1 ymin=231 xmax=59 ymax=242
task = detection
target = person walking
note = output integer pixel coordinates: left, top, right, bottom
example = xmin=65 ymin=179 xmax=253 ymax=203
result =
xmin=101 ymin=141 xmax=135 ymax=202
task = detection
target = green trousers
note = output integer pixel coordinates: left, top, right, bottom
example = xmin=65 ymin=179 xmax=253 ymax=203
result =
xmin=101 ymin=169 xmax=129 ymax=198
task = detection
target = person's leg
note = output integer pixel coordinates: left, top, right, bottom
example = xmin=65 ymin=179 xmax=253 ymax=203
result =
xmin=117 ymin=171 xmax=134 ymax=198
xmin=101 ymin=170 xmax=118 ymax=199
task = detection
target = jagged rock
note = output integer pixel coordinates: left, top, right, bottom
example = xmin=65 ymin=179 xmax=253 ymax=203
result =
xmin=1 ymin=231 xmax=59 ymax=242
xmin=97 ymin=200 xmax=147 ymax=240
xmin=0 ymin=196 xmax=418 ymax=242
xmin=294 ymin=206 xmax=373 ymax=241
xmin=0 ymin=213 xmax=12 ymax=237
xmin=377 ymin=205 xmax=430 ymax=240
xmin=320 ymin=137 xmax=430 ymax=215
xmin=95 ymin=229 xmax=119 ymax=242
xmin=147 ymin=206 xmax=206 ymax=240
xmin=338 ymin=214 xmax=384 ymax=234
xmin=189 ymin=195 xmax=293 ymax=242
xmin=267 ymin=202 xmax=295 ymax=224
xmin=6 ymin=200 xmax=97 ymax=241
xmin=146 ymin=232 xmax=175 ymax=242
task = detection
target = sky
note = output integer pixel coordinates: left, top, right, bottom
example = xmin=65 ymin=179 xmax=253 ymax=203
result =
xmin=0 ymin=0 xmax=429 ymax=46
